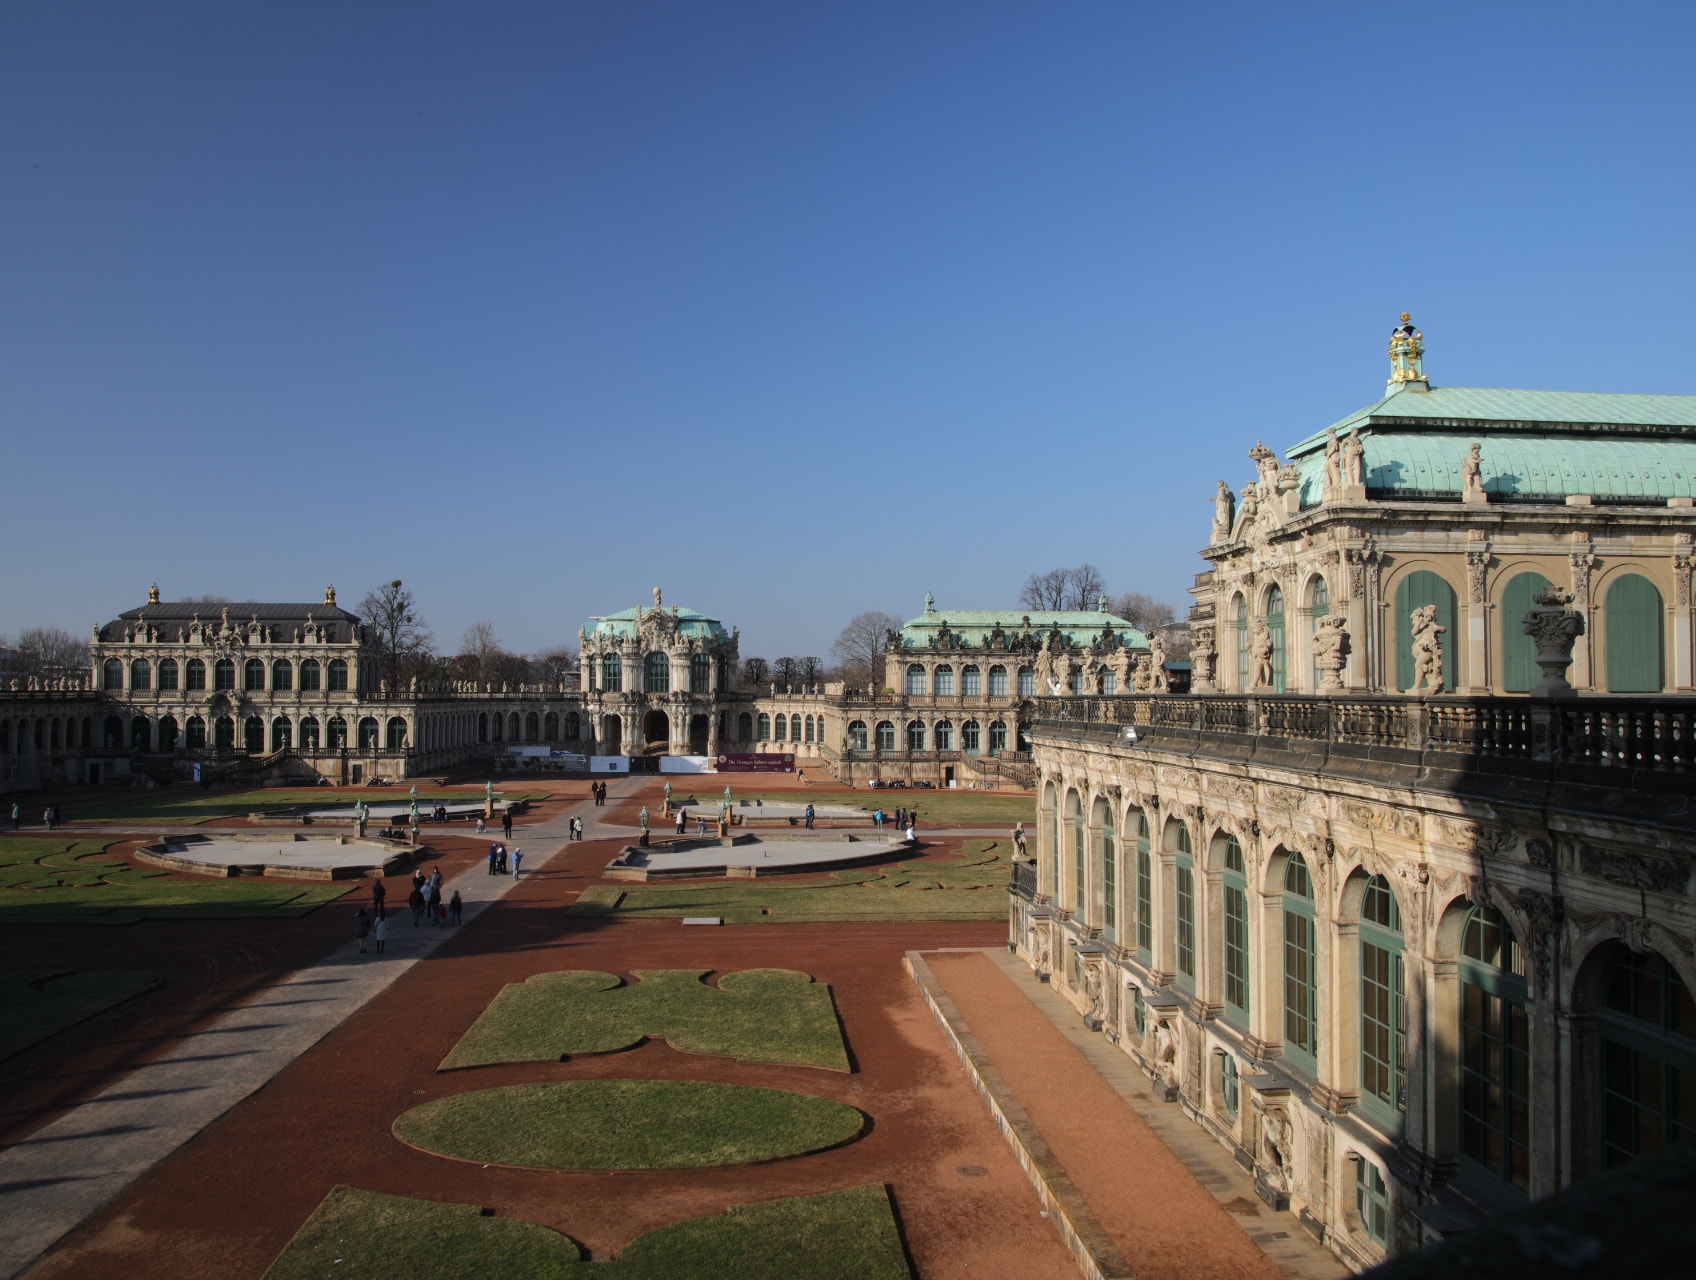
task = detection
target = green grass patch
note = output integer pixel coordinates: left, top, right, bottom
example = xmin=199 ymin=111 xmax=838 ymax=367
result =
xmin=0 ymin=838 xmax=351 ymax=925
xmin=441 ymin=968 xmax=846 ymax=1072
xmin=571 ymin=839 xmax=1010 ymax=923
xmin=264 ymin=1182 xmax=910 ymax=1280
xmin=394 ymin=1080 xmax=864 ymax=1170
xmin=732 ymin=790 xmax=1034 ymax=827
xmin=64 ymin=788 xmax=547 ymax=825
xmin=0 ymin=969 xmax=161 ymax=1061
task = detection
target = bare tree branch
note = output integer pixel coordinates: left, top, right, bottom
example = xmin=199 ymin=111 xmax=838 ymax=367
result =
xmin=358 ymin=579 xmax=433 ymax=693
xmin=830 ymin=610 xmax=902 ymax=691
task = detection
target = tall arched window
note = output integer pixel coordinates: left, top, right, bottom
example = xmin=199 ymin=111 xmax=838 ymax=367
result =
xmin=328 ymin=716 xmax=347 ymax=748
xmin=738 ymin=712 xmax=753 ymax=742
xmin=387 ymin=717 xmax=408 ymax=750
xmin=185 ymin=658 xmax=206 ymax=691
xmin=847 ymin=720 xmax=868 ymax=750
xmin=1234 ymin=593 xmax=1249 ymax=691
xmin=544 ymin=712 xmax=558 ymax=739
xmin=130 ymin=659 xmax=152 ymax=691
xmin=526 ymin=712 xmax=539 ymax=741
xmin=1360 ymin=876 xmax=1405 ymax=1126
xmin=477 ymin=713 xmax=488 ymax=743
xmin=300 ymin=658 xmax=321 ymax=691
xmin=1499 ymin=572 xmax=1551 ymax=692
xmin=1266 ymin=586 xmax=1286 ymax=693
xmin=934 ymin=720 xmax=953 ymax=750
xmin=491 ymin=713 xmax=503 ymax=742
xmin=1133 ymin=808 xmax=1152 ymax=958
xmin=186 ymin=715 xmax=207 ymax=749
xmin=774 ymin=715 xmax=787 ymax=742
xmin=934 ymin=665 xmax=955 ymax=696
xmin=962 ymin=665 xmax=981 ymax=695
xmin=508 ymin=712 xmax=520 ymax=741
xmin=244 ymin=658 xmax=266 ymax=691
xmin=1017 ymin=666 xmax=1035 ymax=696
xmin=1099 ymin=802 xmax=1117 ymax=940
xmin=907 ymin=720 xmax=926 ymax=751
xmin=157 ymin=658 xmax=179 ymax=691
xmin=1173 ymin=823 xmax=1196 ymax=986
xmin=103 ymin=658 xmax=123 ymax=690
xmin=299 ymin=717 xmax=321 ymax=751
xmin=244 ymin=716 xmax=264 ymax=752
xmin=215 ymin=716 xmax=235 ymax=749
xmin=272 ymin=717 xmax=292 ymax=752
xmin=1222 ymin=835 xmax=1249 ymax=1025
xmin=1600 ymin=948 xmax=1696 ymax=1168
xmin=272 ymin=659 xmax=293 ymax=691
xmin=103 ymin=715 xmax=122 ymax=748
xmin=1461 ymin=904 xmax=1529 ymax=1194
xmin=757 ymin=713 xmax=771 ymax=741
xmin=875 ymin=720 xmax=895 ymax=750
xmin=988 ymin=720 xmax=1007 ymax=755
xmin=156 ymin=717 xmax=177 ymax=750
xmin=988 ymin=665 xmax=1008 ymax=696
xmin=327 ymin=658 xmax=349 ymax=691
xmin=601 ymin=654 xmax=622 ymax=692
xmin=690 ymin=654 xmax=710 ymax=694
xmin=906 ymin=664 xmax=926 ymax=696
xmin=1043 ymin=782 xmax=1059 ymax=903
xmin=1283 ymin=854 xmax=1318 ymax=1066
xmin=1394 ymin=570 xmax=1458 ymax=692
xmin=214 ymin=658 xmax=236 ymax=691
xmin=804 ymin=715 xmax=815 ymax=744
xmin=1066 ymin=791 xmax=1084 ymax=912
xmin=644 ymin=652 xmax=670 ymax=693
xmin=961 ymin=720 xmax=980 ymax=753
xmin=1604 ymin=574 xmax=1665 ymax=692
xmin=1309 ymin=578 xmax=1330 ymax=692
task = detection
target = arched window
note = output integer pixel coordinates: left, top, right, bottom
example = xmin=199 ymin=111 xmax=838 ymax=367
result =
xmin=214 ymin=658 xmax=236 ymax=691
xmin=738 ymin=712 xmax=753 ymax=743
xmin=602 ymin=654 xmax=622 ymax=693
xmin=1233 ymin=593 xmax=1249 ymax=691
xmin=774 ymin=715 xmax=787 ymax=742
xmin=477 ymin=713 xmax=489 ymax=742
xmin=962 ymin=720 xmax=981 ymax=753
xmin=1460 ymin=904 xmax=1529 ymax=1193
xmin=988 ymin=665 xmax=1008 ymax=696
xmin=962 ymin=665 xmax=981 ymax=695
xmin=328 ymin=716 xmax=347 ymax=748
xmin=358 ymin=717 xmax=379 ymax=749
xmin=103 ymin=659 xmax=124 ymax=690
xmin=270 ymin=659 xmax=292 ymax=691
xmin=757 ymin=713 xmax=771 ymax=741
xmin=526 ymin=712 xmax=539 ymax=741
xmin=906 ymin=664 xmax=926 ymax=696
xmin=244 ymin=658 xmax=266 ymax=691
xmin=645 ymin=652 xmax=670 ymax=693
xmin=272 ymin=717 xmax=292 ymax=752
xmin=185 ymin=658 xmax=206 ymax=691
xmin=1394 ymin=570 xmax=1458 ymax=692
xmin=544 ymin=712 xmax=558 ymax=740
xmin=875 ymin=720 xmax=895 ymax=750
xmin=1265 ymin=585 xmax=1286 ymax=693
xmin=103 ymin=715 xmax=123 ymax=748
xmin=327 ymin=659 xmax=349 ymax=691
xmin=934 ymin=720 xmax=953 ymax=750
xmin=300 ymin=658 xmax=321 ymax=692
xmin=1355 ymin=1159 xmax=1390 ymax=1248
xmin=847 ymin=720 xmax=868 ymax=750
xmin=1600 ymin=949 xmax=1696 ymax=1168
xmin=1017 ymin=666 xmax=1035 ymax=697
xmin=214 ymin=716 xmax=235 ymax=749
xmin=690 ymin=654 xmax=710 ymax=694
xmin=1222 ymin=835 xmax=1249 ymax=1025
xmin=1066 ymin=791 xmax=1085 ymax=912
xmin=1283 ymin=854 xmax=1318 ymax=1065
xmin=157 ymin=658 xmax=179 ymax=691
xmin=1173 ymin=822 xmax=1196 ymax=986
xmin=508 ymin=712 xmax=520 ymax=741
xmin=299 ymin=717 xmax=320 ymax=751
xmin=934 ymin=665 xmax=955 ymax=696
xmin=1309 ymin=578 xmax=1330 ymax=692
xmin=1605 ymin=574 xmax=1665 ymax=692
xmin=804 ymin=715 xmax=815 ymax=744
xmin=244 ymin=716 xmax=264 ymax=752
xmin=907 ymin=720 xmax=926 ymax=751
xmin=386 ymin=717 xmax=408 ymax=750
xmin=157 ymin=716 xmax=178 ymax=751
xmin=1498 ymin=572 xmax=1551 ymax=692
xmin=988 ymin=720 xmax=1007 ymax=755
xmin=1133 ymin=808 xmax=1152 ymax=958
xmin=566 ymin=712 xmax=580 ymax=738
xmin=1360 ymin=876 xmax=1405 ymax=1125
xmin=130 ymin=659 xmax=152 ymax=691
xmin=186 ymin=715 xmax=207 ymax=749
xmin=1100 ymin=801 xmax=1117 ymax=940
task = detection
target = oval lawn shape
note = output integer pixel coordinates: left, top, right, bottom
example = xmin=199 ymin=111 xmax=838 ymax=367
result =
xmin=393 ymin=1080 xmax=865 ymax=1170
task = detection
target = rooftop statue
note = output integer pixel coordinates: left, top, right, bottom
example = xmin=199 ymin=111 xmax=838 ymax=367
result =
xmin=1462 ymin=442 xmax=1487 ymax=503
xmin=1388 ymin=311 xmax=1426 ymax=385
xmin=1211 ymin=480 xmax=1235 ymax=542
xmin=1323 ymin=428 xmax=1343 ymax=496
xmin=1341 ymin=429 xmax=1367 ymax=488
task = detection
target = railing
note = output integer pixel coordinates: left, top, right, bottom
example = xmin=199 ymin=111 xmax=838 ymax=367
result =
xmin=1011 ymin=860 xmax=1038 ymax=901
xmin=1030 ymin=694 xmax=1696 ymax=772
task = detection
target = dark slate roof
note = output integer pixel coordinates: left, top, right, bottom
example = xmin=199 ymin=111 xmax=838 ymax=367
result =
xmin=99 ymin=603 xmax=365 ymax=644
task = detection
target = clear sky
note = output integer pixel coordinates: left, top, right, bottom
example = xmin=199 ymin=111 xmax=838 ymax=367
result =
xmin=4 ymin=1 xmax=1692 ymax=660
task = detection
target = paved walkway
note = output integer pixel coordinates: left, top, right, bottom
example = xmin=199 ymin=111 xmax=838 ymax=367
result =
xmin=0 ymin=780 xmax=639 ymax=1280
xmin=919 ymin=948 xmax=1347 ymax=1280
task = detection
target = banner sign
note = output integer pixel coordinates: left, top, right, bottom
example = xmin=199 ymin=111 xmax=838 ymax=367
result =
xmin=714 ymin=753 xmax=795 ymax=773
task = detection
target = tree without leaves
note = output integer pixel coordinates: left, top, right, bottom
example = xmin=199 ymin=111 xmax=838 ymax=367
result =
xmin=358 ymin=580 xmax=433 ymax=694
xmin=738 ymin=656 xmax=769 ymax=689
xmin=1111 ymin=591 xmax=1180 ymax=632
xmin=1019 ymin=564 xmax=1107 ymax=612
xmin=2 ymin=627 xmax=90 ymax=682
xmin=830 ymin=610 xmax=903 ymax=691
xmin=534 ymin=646 xmax=578 ymax=686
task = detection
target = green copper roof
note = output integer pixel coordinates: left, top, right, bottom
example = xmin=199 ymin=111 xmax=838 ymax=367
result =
xmin=1288 ymin=385 xmax=1696 ymax=457
xmin=898 ymin=608 xmax=1148 ymax=650
xmin=586 ymin=605 xmax=726 ymax=639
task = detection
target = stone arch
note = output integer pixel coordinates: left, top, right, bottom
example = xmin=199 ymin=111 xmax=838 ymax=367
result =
xmin=1601 ymin=570 xmax=1666 ymax=692
xmin=1495 ymin=566 xmax=1553 ymax=692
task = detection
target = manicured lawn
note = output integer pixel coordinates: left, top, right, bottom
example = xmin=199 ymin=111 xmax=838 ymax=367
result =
xmin=393 ymin=1080 xmax=864 ymax=1170
xmin=64 ymin=788 xmax=545 ymax=826
xmin=0 ymin=969 xmax=161 ymax=1061
xmin=732 ymin=789 xmax=1035 ymax=827
xmin=440 ymin=967 xmax=847 ymax=1071
xmin=0 ymin=838 xmax=352 ymax=925
xmin=570 ymin=839 xmax=1011 ymax=923
xmin=264 ymin=1183 xmax=910 ymax=1280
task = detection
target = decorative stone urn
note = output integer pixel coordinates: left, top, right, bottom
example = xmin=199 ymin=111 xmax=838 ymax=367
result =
xmin=1522 ymin=587 xmax=1585 ymax=698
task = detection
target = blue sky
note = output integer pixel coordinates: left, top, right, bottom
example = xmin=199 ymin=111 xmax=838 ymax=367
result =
xmin=4 ymin=1 xmax=1692 ymax=660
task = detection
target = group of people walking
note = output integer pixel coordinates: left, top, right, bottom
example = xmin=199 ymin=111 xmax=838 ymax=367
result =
xmin=486 ymin=843 xmax=520 ymax=875
xmin=357 ymin=864 xmax=466 ymax=952
xmin=11 ymin=804 xmax=60 ymax=830
xmin=590 ymin=781 xmax=609 ymax=806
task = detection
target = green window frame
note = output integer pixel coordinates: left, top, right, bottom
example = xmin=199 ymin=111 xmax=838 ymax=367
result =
xmin=215 ymin=659 xmax=236 ymax=691
xmin=962 ymin=665 xmax=981 ymax=695
xmin=185 ymin=658 xmax=206 ymax=691
xmin=327 ymin=658 xmax=348 ymax=691
xmin=1068 ymin=792 xmax=1085 ymax=914
xmin=988 ymin=665 xmax=1008 ymax=696
xmin=244 ymin=658 xmax=266 ymax=691
xmin=1266 ymin=585 xmax=1287 ymax=693
xmin=1460 ymin=905 xmax=1531 ymax=1196
xmin=1223 ymin=835 xmax=1250 ymax=1024
xmin=157 ymin=658 xmax=178 ymax=691
xmin=1132 ymin=984 xmax=1146 ymax=1036
xmin=934 ymin=665 xmax=954 ymax=696
xmin=1044 ymin=783 xmax=1059 ymax=903
xmin=690 ymin=654 xmax=711 ymax=693
xmin=644 ymin=652 xmax=670 ymax=693
xmin=1220 ymin=1052 xmax=1240 ymax=1118
xmin=1498 ymin=572 xmax=1551 ymax=692
xmin=962 ymin=720 xmax=980 ymax=753
xmin=1600 ymin=949 xmax=1696 ymax=1169
xmin=1355 ymin=1158 xmax=1390 ymax=1247
xmin=602 ymin=654 xmax=622 ymax=692
xmin=1283 ymin=854 xmax=1318 ymax=1067
xmin=1134 ymin=809 xmax=1152 ymax=958
xmin=875 ymin=720 xmax=895 ymax=750
xmin=299 ymin=658 xmax=321 ymax=691
xmin=1174 ymin=822 xmax=1195 ymax=987
xmin=1394 ymin=570 xmax=1457 ymax=692
xmin=130 ymin=659 xmax=151 ymax=691
xmin=1017 ymin=667 xmax=1035 ymax=697
xmin=1233 ymin=593 xmax=1249 ymax=691
xmin=1359 ymin=876 xmax=1406 ymax=1128
xmin=1604 ymin=574 xmax=1665 ymax=693
xmin=906 ymin=664 xmax=926 ymax=696
xmin=1309 ymin=577 xmax=1330 ymax=692
xmin=271 ymin=659 xmax=292 ymax=692
xmin=1101 ymin=806 xmax=1117 ymax=940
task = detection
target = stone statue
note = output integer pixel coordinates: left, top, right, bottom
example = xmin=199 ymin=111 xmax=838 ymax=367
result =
xmin=1148 ymin=633 xmax=1168 ymax=693
xmin=1249 ymin=620 xmax=1275 ymax=690
xmin=924 ymin=591 xmax=936 ymax=613
xmin=1410 ymin=604 xmax=1447 ymax=694
xmin=1260 ymin=1107 xmax=1293 ymax=1191
xmin=1211 ymin=480 xmax=1235 ymax=542
xmin=653 ymin=586 xmax=663 ymax=608
xmin=1081 ymin=964 xmax=1103 ymax=1019
xmin=1462 ymin=442 xmax=1487 ymax=502
xmin=1133 ymin=652 xmax=1154 ymax=692
xmin=1112 ymin=643 xmax=1135 ymax=693
xmin=1152 ymin=1018 xmax=1179 ymax=1092
xmin=1250 ymin=440 xmax=1281 ymax=493
xmin=1232 ymin=482 xmax=1259 ymax=539
xmin=1522 ymin=586 xmax=1585 ymax=697
xmin=1313 ymin=615 xmax=1350 ymax=692
xmin=1322 ymin=428 xmax=1343 ymax=496
xmin=1341 ymin=430 xmax=1366 ymax=488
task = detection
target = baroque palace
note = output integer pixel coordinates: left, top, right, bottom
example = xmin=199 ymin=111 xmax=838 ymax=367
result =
xmin=1012 ymin=318 xmax=1696 ymax=1268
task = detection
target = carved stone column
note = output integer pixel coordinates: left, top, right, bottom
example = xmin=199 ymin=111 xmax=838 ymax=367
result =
xmin=1463 ymin=539 xmax=1491 ymax=694
xmin=1673 ymin=538 xmax=1693 ymax=692
xmin=1569 ymin=536 xmax=1597 ymax=690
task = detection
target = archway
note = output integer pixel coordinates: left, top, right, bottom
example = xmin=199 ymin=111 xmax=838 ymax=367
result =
xmin=602 ymin=714 xmax=623 ymax=755
xmin=642 ymin=710 xmax=670 ymax=754
xmin=689 ymin=713 xmax=710 ymax=755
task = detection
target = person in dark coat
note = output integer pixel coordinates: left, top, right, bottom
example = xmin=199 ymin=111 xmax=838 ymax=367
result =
xmin=449 ymin=890 xmax=463 ymax=924
xmin=502 ymin=811 xmax=513 ymax=839
xmin=408 ymin=887 xmax=425 ymax=926
xmin=372 ymin=879 xmax=387 ymax=912
xmin=355 ymin=908 xmax=371 ymax=953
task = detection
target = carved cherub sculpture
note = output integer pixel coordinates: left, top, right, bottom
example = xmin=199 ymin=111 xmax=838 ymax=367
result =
xmin=1410 ymin=604 xmax=1447 ymax=694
